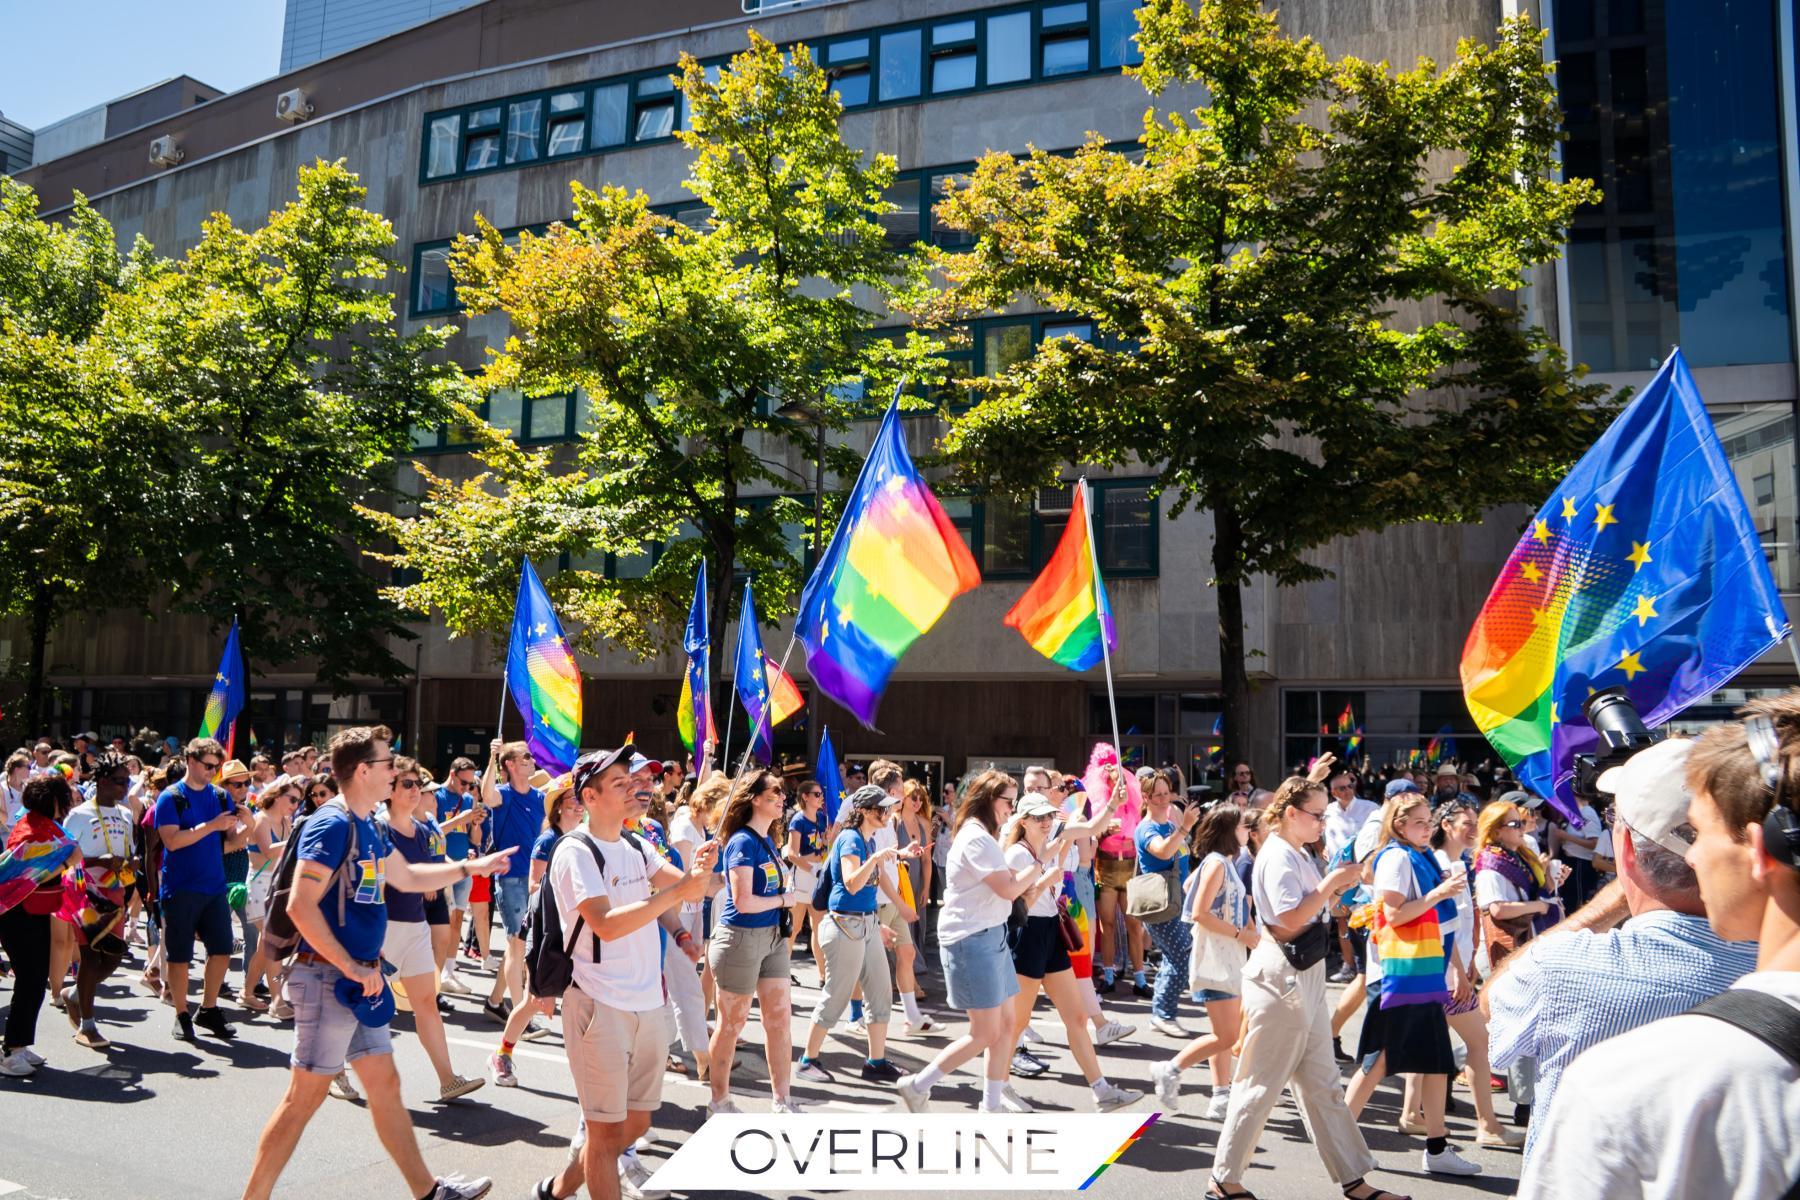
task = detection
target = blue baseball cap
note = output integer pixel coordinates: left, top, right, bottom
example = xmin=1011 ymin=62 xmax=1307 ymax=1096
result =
xmin=333 ymin=975 xmax=397 ymax=1028
xmin=1384 ymin=778 xmax=1420 ymax=799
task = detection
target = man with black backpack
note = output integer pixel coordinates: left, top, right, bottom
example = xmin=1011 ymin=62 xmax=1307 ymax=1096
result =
xmin=534 ymin=742 xmax=717 ymax=1200
xmin=242 ymin=725 xmax=515 ymax=1200
xmin=155 ymin=737 xmax=253 ymax=1041
xmin=1522 ymin=693 xmax=1800 ymax=1198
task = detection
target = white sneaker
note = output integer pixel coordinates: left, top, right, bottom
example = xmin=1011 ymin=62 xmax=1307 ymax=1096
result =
xmin=1093 ymin=1081 xmax=1142 ymax=1112
xmin=999 ymin=1084 xmax=1034 ymax=1114
xmin=1424 ymin=1146 xmax=1483 ymax=1176
xmin=619 ymin=1156 xmax=667 ymax=1200
xmin=1150 ymin=1061 xmax=1182 ymax=1112
xmin=1149 ymin=1016 xmax=1188 ymax=1038
xmin=328 ymin=1071 xmax=361 ymax=1101
xmin=17 ymin=1047 xmax=46 ymax=1068
xmin=894 ymin=1074 xmax=932 ymax=1113
xmin=707 ymin=1096 xmax=743 ymax=1116
xmin=438 ymin=970 xmax=472 ymax=996
xmin=1204 ymin=1088 xmax=1232 ymax=1121
xmin=0 ymin=1050 xmax=36 ymax=1077
xmin=902 ymin=1015 xmax=944 ymax=1036
xmin=1092 ymin=1020 xmax=1135 ymax=1046
xmin=1020 ymin=1024 xmax=1045 ymax=1044
xmin=771 ymin=1096 xmax=810 ymax=1114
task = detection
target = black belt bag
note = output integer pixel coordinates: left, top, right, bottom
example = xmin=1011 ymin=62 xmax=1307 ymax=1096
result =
xmin=1275 ymin=920 xmax=1330 ymax=972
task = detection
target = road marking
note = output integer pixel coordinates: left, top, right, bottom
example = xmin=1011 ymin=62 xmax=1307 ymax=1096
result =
xmin=444 ymin=1035 xmax=566 ymax=1065
xmin=0 ymin=1179 xmax=25 ymax=1196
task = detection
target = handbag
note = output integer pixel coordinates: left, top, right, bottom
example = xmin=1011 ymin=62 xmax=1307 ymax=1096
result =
xmin=1054 ymin=894 xmax=1083 ymax=953
xmin=1482 ymin=909 xmax=1536 ymax=970
xmin=1125 ymin=865 xmax=1180 ymax=925
xmin=1188 ymin=929 xmax=1243 ymax=993
xmin=1275 ymin=919 xmax=1331 ymax=971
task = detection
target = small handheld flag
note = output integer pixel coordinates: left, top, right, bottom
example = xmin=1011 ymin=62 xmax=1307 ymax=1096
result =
xmin=1004 ymin=478 xmax=1117 ymax=670
xmin=196 ymin=620 xmax=247 ymax=758
xmin=1461 ymin=348 xmax=1790 ymax=817
xmin=677 ymin=565 xmax=715 ymax=755
xmin=816 ymin=728 xmax=845 ymax=823
xmin=733 ymin=580 xmax=775 ymax=765
xmin=768 ymin=663 xmax=805 ymax=727
xmin=505 ymin=559 xmax=583 ymax=775
xmin=796 ymin=390 xmax=982 ymax=726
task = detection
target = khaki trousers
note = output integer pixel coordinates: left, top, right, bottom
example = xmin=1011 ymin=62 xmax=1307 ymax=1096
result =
xmin=1210 ymin=938 xmax=1378 ymax=1187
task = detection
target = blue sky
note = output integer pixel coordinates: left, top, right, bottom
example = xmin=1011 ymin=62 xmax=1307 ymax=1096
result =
xmin=1 ymin=1 xmax=284 ymax=130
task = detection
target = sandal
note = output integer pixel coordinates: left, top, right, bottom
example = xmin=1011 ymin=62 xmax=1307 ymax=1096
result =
xmin=1206 ymin=1184 xmax=1257 ymax=1200
xmin=1342 ymin=1183 xmax=1410 ymax=1200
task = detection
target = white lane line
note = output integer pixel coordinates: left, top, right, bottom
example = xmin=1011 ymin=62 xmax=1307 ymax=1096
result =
xmin=0 ymin=1179 xmax=25 ymax=1196
xmin=444 ymin=1035 xmax=566 ymax=1064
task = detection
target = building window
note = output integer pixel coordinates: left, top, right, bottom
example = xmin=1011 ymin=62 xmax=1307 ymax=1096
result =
xmin=633 ymin=76 xmax=676 ymax=142
xmin=1283 ymin=688 xmax=1488 ymax=779
xmin=414 ymin=245 xmax=454 ymax=315
xmin=426 ymin=114 xmax=461 ymax=178
xmin=1098 ymin=0 xmax=1143 ymax=68
xmin=591 ymin=82 xmax=629 ymax=148
xmin=987 ymin=10 xmax=1033 ymax=84
xmin=505 ymin=98 xmax=542 ymax=163
xmin=1041 ymin=3 xmax=1093 ymax=76
xmin=827 ymin=37 xmax=872 ymax=106
xmin=1087 ymin=690 xmax=1222 ymax=778
xmin=930 ymin=173 xmax=975 ymax=250
xmin=931 ymin=20 xmax=978 ymax=93
xmin=982 ymin=494 xmax=1033 ymax=576
xmin=879 ymin=28 xmax=923 ymax=101
xmin=545 ymin=91 xmax=586 ymax=156
xmin=881 ymin=177 xmax=923 ymax=251
xmin=1098 ymin=483 xmax=1153 ymax=573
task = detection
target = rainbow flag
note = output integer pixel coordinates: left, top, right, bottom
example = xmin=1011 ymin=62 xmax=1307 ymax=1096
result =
xmin=0 ymin=827 xmax=76 ymax=917
xmin=1425 ymin=726 xmax=1456 ymax=764
xmin=1004 ymin=478 xmax=1116 ymax=670
xmin=677 ymin=564 xmax=715 ymax=754
xmin=796 ymin=392 xmax=981 ymax=725
xmin=768 ymin=663 xmax=804 ymax=726
xmin=1461 ymin=349 xmax=1788 ymax=816
xmin=505 ymin=558 xmax=583 ymax=774
xmin=196 ymin=620 xmax=246 ymax=758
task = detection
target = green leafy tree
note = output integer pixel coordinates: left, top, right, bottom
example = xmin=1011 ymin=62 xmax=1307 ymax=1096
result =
xmin=373 ymin=32 xmax=940 ymax=670
xmin=102 ymin=160 xmax=466 ymax=689
xmin=0 ymin=179 xmax=168 ymax=735
xmin=925 ymin=0 xmax=1615 ymax=765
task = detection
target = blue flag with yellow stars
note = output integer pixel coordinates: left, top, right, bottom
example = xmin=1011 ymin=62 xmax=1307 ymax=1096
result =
xmin=1461 ymin=348 xmax=1790 ymax=820
xmin=733 ymin=579 xmax=774 ymax=765
xmin=816 ymin=727 xmax=845 ymax=824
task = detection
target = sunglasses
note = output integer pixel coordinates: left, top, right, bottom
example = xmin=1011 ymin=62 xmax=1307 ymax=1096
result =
xmin=1501 ymin=820 xmax=1525 ymax=830
xmin=224 ymin=779 xmax=249 ymax=788
xmin=397 ymin=778 xmax=421 ymax=790
xmin=197 ymin=758 xmax=222 ymax=770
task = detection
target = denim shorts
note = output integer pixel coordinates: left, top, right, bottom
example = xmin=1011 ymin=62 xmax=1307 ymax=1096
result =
xmin=289 ymin=960 xmax=392 ymax=1075
xmin=493 ymin=874 xmax=531 ymax=939
xmin=447 ymin=875 xmax=473 ymax=910
xmin=943 ymin=923 xmax=1020 ymax=1012
xmin=161 ymin=889 xmax=233 ymax=965
xmin=1193 ymin=988 xmax=1237 ymax=1004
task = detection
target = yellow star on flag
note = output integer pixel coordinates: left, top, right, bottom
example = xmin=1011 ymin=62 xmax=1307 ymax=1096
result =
xmin=535 ymin=622 xmax=548 ymax=637
xmin=1521 ymin=561 xmax=1543 ymax=584
xmin=1533 ymin=519 xmax=1552 ymax=543
xmin=1593 ymin=503 xmax=1617 ymax=532
xmin=1627 ymin=541 xmax=1653 ymax=571
xmin=215 ymin=672 xmax=227 ymax=684
xmin=1631 ymin=593 xmax=1659 ymax=627
xmin=1561 ymin=497 xmax=1579 ymax=521
xmin=1618 ymin=650 xmax=1646 ymax=681
xmin=1551 ymin=701 xmax=1560 ymax=725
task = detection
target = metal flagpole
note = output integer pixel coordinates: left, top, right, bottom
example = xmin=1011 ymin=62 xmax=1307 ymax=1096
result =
xmin=722 ymin=601 xmax=740 ymax=769
xmin=1079 ymin=477 xmax=1123 ymax=754
xmin=1786 ymin=632 xmax=1800 ymax=679
xmin=731 ymin=631 xmax=801 ymax=782
xmin=496 ymin=665 xmax=507 ymax=744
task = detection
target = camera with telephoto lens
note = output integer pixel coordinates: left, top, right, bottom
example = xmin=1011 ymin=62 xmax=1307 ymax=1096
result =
xmin=1575 ymin=687 xmax=1664 ymax=803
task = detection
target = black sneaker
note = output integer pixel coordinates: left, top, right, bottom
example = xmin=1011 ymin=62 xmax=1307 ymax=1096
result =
xmin=483 ymin=999 xmax=510 ymax=1024
xmin=217 ymin=981 xmax=237 ymax=1001
xmin=1010 ymin=1049 xmax=1050 ymax=1079
xmin=1333 ymin=1036 xmax=1354 ymax=1064
xmin=534 ymin=1178 xmax=559 ymax=1200
xmin=173 ymin=1010 xmax=195 ymax=1041
xmin=1131 ymin=981 xmax=1154 ymax=1000
xmin=437 ymin=996 xmax=455 ymax=1015
xmin=1099 ymin=970 xmax=1116 ymax=992
xmin=195 ymin=1006 xmax=238 ymax=1040
xmin=860 ymin=1058 xmax=903 ymax=1084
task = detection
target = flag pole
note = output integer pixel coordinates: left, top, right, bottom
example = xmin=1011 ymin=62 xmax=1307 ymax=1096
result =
xmin=1079 ymin=477 xmax=1123 ymax=755
xmin=731 ymin=631 xmax=801 ymax=782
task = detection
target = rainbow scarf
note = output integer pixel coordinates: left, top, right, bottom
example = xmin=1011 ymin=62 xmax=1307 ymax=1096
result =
xmin=1369 ymin=845 xmax=1453 ymax=1009
xmin=0 ymin=822 xmax=77 ymax=916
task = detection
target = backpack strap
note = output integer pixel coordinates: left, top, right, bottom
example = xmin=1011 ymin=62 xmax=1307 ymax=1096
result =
xmin=562 ymin=831 xmax=612 ymax=962
xmin=1688 ymin=990 xmax=1800 ymax=1069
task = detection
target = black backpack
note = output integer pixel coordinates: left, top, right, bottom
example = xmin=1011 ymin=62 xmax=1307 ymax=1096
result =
xmin=262 ymin=799 xmax=361 ymax=965
xmin=524 ymin=829 xmax=648 ymax=999
xmin=811 ymin=840 xmax=837 ymax=913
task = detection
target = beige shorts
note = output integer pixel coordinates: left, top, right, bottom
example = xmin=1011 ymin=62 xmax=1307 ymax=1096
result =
xmin=707 ymin=922 xmax=791 ymax=996
xmin=562 ymin=987 xmax=669 ymax=1124
xmin=878 ymin=902 xmax=914 ymax=949
xmin=382 ymin=919 xmax=436 ymax=979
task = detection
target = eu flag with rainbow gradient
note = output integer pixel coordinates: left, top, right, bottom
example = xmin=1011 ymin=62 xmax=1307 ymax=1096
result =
xmin=1461 ymin=348 xmax=1789 ymax=820
xmin=196 ymin=619 xmax=246 ymax=758
xmin=796 ymin=393 xmax=981 ymax=726
xmin=678 ymin=563 xmax=715 ymax=756
xmin=506 ymin=559 xmax=583 ymax=775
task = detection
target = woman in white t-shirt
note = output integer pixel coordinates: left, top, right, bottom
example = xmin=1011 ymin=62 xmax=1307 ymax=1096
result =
xmin=895 ymin=771 xmax=1058 ymax=1114
xmin=994 ymin=793 xmax=1140 ymax=1112
xmin=1208 ymin=771 xmax=1405 ymax=1200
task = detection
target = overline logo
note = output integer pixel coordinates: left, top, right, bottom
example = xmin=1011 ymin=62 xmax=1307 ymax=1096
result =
xmin=646 ymin=1113 xmax=1158 ymax=1192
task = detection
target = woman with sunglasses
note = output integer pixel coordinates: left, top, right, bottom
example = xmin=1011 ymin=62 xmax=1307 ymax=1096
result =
xmin=1207 ymin=770 xmax=1408 ymax=1200
xmin=240 ymin=778 xmax=297 ymax=1013
xmin=382 ymin=756 xmax=484 ymax=1102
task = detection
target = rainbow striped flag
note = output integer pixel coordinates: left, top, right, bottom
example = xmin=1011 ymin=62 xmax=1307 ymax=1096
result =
xmin=1004 ymin=478 xmax=1116 ymax=671
xmin=677 ymin=564 xmax=714 ymax=754
xmin=796 ymin=393 xmax=981 ymax=725
xmin=505 ymin=558 xmax=583 ymax=774
xmin=196 ymin=620 xmax=246 ymax=758
xmin=768 ymin=664 xmax=804 ymax=726
xmin=0 ymin=826 xmax=76 ymax=917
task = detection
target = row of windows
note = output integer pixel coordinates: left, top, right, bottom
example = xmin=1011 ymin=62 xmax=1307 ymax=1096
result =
xmin=419 ymin=0 xmax=1143 ymax=184
xmin=408 ymin=387 xmax=589 ymax=452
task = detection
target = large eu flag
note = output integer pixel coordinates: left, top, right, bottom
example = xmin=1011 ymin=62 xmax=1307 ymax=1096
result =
xmin=1461 ymin=348 xmax=1790 ymax=819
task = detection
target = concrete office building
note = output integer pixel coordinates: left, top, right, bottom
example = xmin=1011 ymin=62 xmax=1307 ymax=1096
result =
xmin=9 ymin=0 xmax=1800 ymax=787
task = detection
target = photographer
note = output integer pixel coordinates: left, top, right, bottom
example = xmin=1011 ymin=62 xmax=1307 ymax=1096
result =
xmin=1483 ymin=738 xmax=1757 ymax=1162
xmin=1521 ymin=694 xmax=1800 ymax=1198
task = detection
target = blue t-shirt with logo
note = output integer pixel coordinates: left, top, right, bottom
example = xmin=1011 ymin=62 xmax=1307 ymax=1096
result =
xmin=154 ymin=781 xmax=232 ymax=899
xmin=435 ymin=786 xmax=474 ymax=861
xmin=489 ymin=786 xmax=542 ymax=878
xmin=531 ymin=828 xmax=560 ymax=864
xmin=722 ymin=828 xmax=785 ymax=928
xmin=789 ymin=813 xmax=828 ymax=865
xmin=1135 ymin=818 xmax=1189 ymax=885
xmin=296 ymin=803 xmax=393 ymax=963
xmin=828 ymin=828 xmax=877 ymax=914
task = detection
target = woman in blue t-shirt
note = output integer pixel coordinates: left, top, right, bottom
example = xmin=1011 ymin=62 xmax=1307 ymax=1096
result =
xmin=1134 ymin=769 xmax=1202 ymax=1034
xmin=783 ymin=780 xmax=830 ymax=964
xmin=705 ymin=768 xmax=803 ymax=1114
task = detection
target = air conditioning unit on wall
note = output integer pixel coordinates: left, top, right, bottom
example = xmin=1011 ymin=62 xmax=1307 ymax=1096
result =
xmin=275 ymin=88 xmax=314 ymax=123
xmin=148 ymin=135 xmax=183 ymax=167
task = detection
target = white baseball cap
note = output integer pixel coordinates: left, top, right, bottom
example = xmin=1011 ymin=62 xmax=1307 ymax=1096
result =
xmin=1596 ymin=737 xmax=1694 ymax=858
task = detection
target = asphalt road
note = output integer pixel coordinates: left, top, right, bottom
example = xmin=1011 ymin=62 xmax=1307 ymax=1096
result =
xmin=0 ymin=939 xmax=1523 ymax=1200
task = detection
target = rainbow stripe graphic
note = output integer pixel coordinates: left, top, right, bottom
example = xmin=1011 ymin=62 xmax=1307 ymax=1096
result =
xmin=1078 ymin=1113 xmax=1161 ymax=1190
xmin=505 ymin=558 xmax=583 ymax=774
xmin=1368 ymin=850 xmax=1452 ymax=1008
xmin=797 ymin=394 xmax=981 ymax=725
xmin=1004 ymin=479 xmax=1116 ymax=670
xmin=196 ymin=620 xmax=246 ymax=756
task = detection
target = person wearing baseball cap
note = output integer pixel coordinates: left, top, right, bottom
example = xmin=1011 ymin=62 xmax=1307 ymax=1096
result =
xmin=1483 ymin=737 xmax=1761 ymax=1161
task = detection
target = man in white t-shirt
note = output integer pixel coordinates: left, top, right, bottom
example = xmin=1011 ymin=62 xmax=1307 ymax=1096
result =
xmin=548 ymin=742 xmax=716 ymax=1200
xmin=1521 ymin=700 xmax=1800 ymax=1199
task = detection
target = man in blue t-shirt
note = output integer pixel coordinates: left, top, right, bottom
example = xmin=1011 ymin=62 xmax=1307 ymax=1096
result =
xmin=432 ymin=756 xmax=484 ymax=995
xmin=244 ymin=723 xmax=512 ymax=1200
xmin=154 ymin=736 xmax=252 ymax=1042
xmin=480 ymin=738 xmax=545 ymax=1023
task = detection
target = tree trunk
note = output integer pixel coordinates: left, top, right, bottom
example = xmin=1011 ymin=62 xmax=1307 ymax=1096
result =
xmin=23 ymin=582 xmax=55 ymax=738
xmin=1211 ymin=497 xmax=1252 ymax=778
